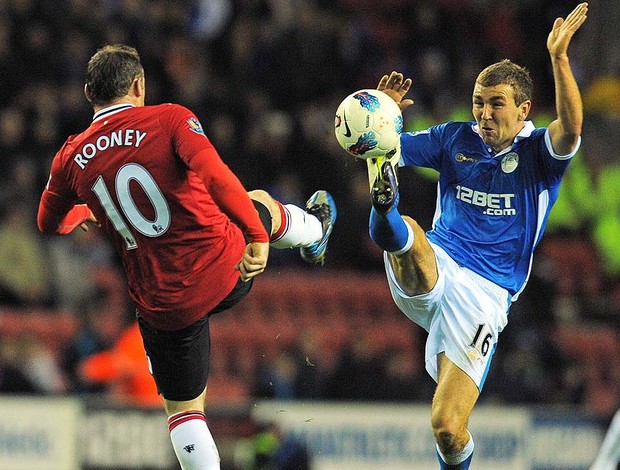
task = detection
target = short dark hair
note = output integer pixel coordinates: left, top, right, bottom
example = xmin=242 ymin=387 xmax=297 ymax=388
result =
xmin=84 ymin=44 xmax=144 ymax=106
xmin=476 ymin=59 xmax=533 ymax=106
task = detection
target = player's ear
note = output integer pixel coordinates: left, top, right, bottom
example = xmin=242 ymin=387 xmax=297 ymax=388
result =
xmin=519 ymin=100 xmax=532 ymax=121
xmin=133 ymin=75 xmax=145 ymax=98
xmin=84 ymin=83 xmax=93 ymax=103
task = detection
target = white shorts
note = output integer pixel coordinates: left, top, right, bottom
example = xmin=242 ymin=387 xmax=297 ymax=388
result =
xmin=383 ymin=243 xmax=510 ymax=391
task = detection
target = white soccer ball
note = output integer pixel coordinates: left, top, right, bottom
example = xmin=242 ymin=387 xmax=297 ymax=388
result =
xmin=334 ymin=89 xmax=403 ymax=159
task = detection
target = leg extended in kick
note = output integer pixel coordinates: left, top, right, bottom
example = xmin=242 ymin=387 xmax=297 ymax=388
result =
xmin=248 ymin=189 xmax=337 ymax=266
xmin=369 ymin=159 xmax=413 ymax=254
xmin=368 ymin=160 xmax=438 ymax=296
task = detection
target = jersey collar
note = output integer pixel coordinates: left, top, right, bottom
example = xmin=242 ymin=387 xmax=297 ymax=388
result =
xmin=93 ymin=103 xmax=136 ymax=122
xmin=512 ymin=121 xmax=535 ymax=142
xmin=472 ymin=121 xmax=535 ymax=156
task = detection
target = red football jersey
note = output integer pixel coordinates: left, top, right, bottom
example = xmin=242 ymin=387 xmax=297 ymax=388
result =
xmin=39 ymin=103 xmax=268 ymax=330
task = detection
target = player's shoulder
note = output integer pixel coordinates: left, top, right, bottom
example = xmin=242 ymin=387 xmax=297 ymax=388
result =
xmin=145 ymin=103 xmax=202 ymax=129
xmin=148 ymin=102 xmax=195 ymax=117
xmin=514 ymin=122 xmax=548 ymax=149
xmin=530 ymin=126 xmax=548 ymax=139
xmin=432 ymin=120 xmax=474 ymax=135
xmin=432 ymin=121 xmax=477 ymax=144
xmin=56 ymin=131 xmax=86 ymax=161
xmin=443 ymin=120 xmax=475 ymax=130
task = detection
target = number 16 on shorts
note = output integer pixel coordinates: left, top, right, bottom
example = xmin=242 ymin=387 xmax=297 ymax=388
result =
xmin=468 ymin=323 xmax=493 ymax=364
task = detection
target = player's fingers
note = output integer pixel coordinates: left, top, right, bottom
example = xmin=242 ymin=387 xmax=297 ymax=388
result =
xmin=392 ymin=73 xmax=406 ymax=91
xmin=236 ymin=260 xmax=252 ymax=282
xmin=240 ymin=262 xmax=265 ymax=281
xmin=377 ymin=74 xmax=389 ymax=90
xmin=561 ymin=3 xmax=587 ymax=32
xmin=400 ymin=78 xmax=412 ymax=94
xmin=553 ymin=18 xmax=564 ymax=30
xmin=399 ymin=98 xmax=414 ymax=111
xmin=244 ymin=261 xmax=265 ymax=273
xmin=567 ymin=2 xmax=588 ymax=21
xmin=242 ymin=253 xmax=267 ymax=272
xmin=567 ymin=11 xmax=587 ymax=30
xmin=386 ymin=71 xmax=399 ymax=89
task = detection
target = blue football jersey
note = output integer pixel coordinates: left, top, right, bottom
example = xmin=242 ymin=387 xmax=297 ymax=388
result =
xmin=400 ymin=121 xmax=579 ymax=299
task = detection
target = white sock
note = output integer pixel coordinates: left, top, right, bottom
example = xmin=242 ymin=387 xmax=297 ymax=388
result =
xmin=388 ymin=222 xmax=414 ymax=256
xmin=270 ymin=203 xmax=322 ymax=249
xmin=437 ymin=431 xmax=474 ymax=465
xmin=168 ymin=411 xmax=220 ymax=470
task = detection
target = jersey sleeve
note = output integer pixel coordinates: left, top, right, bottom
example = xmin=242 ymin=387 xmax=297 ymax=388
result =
xmin=400 ymin=123 xmax=448 ymax=171
xmin=163 ymin=105 xmax=269 ymax=243
xmin=539 ymin=127 xmax=578 ymax=186
xmin=37 ymin=152 xmax=93 ymax=235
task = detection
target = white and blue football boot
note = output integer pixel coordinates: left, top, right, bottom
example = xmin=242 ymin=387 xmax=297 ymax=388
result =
xmin=300 ymin=190 xmax=337 ymax=266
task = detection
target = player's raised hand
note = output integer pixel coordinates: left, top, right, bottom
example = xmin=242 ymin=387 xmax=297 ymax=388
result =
xmin=377 ymin=71 xmax=414 ymax=111
xmin=236 ymin=241 xmax=269 ymax=282
xmin=547 ymin=2 xmax=588 ymax=59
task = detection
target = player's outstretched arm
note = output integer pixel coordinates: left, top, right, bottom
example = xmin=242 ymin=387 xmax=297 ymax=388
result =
xmin=547 ymin=2 xmax=588 ymax=155
xmin=377 ymin=71 xmax=414 ymax=111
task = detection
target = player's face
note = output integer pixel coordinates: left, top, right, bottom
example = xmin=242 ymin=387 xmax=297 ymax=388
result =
xmin=472 ymin=83 xmax=530 ymax=152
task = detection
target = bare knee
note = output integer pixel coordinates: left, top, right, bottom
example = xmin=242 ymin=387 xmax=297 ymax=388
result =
xmin=431 ymin=410 xmax=468 ymax=455
xmin=248 ymin=189 xmax=274 ymax=208
xmin=163 ymin=388 xmax=206 ymax=416
xmin=247 ymin=190 xmax=280 ymax=236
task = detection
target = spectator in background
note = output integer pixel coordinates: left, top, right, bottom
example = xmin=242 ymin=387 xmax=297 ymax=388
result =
xmin=62 ymin=293 xmax=129 ymax=394
xmin=324 ymin=333 xmax=386 ymax=401
xmin=0 ymin=333 xmax=40 ymax=394
xmin=252 ymin=333 xmax=326 ymax=400
xmin=46 ymin=220 xmax=124 ymax=312
xmin=542 ymin=75 xmax=620 ymax=322
xmin=0 ymin=106 xmax=29 ymax=180
xmin=0 ymin=332 xmax=67 ymax=394
xmin=251 ymin=421 xmax=311 ymax=470
xmin=381 ymin=348 xmax=434 ymax=402
xmin=79 ymin=321 xmax=161 ymax=408
xmin=0 ymin=203 xmax=53 ymax=307
xmin=253 ymin=348 xmax=300 ymax=400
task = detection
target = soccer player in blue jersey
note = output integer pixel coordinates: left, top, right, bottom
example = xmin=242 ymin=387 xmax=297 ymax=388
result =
xmin=367 ymin=3 xmax=588 ymax=469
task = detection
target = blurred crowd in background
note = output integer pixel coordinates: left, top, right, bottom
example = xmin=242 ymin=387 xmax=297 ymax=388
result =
xmin=0 ymin=0 xmax=619 ymax=417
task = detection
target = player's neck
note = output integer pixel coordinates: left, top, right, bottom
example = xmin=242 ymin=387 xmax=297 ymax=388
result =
xmin=93 ymin=96 xmax=142 ymax=114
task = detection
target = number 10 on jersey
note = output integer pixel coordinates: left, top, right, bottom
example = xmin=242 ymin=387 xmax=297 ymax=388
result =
xmin=92 ymin=163 xmax=171 ymax=250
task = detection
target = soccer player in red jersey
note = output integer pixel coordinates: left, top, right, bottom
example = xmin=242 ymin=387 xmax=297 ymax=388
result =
xmin=37 ymin=44 xmax=336 ymax=469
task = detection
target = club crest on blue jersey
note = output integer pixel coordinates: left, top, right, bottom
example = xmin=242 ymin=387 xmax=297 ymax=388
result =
xmin=501 ymin=152 xmax=519 ymax=173
xmin=187 ymin=117 xmax=205 ymax=136
xmin=353 ymin=91 xmax=381 ymax=112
